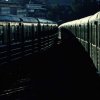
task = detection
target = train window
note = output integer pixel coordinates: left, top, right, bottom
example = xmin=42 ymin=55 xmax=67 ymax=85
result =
xmin=73 ymin=26 xmax=75 ymax=35
xmin=24 ymin=26 xmax=28 ymax=40
xmin=0 ymin=25 xmax=4 ymax=44
xmin=43 ymin=25 xmax=46 ymax=31
xmin=84 ymin=25 xmax=86 ymax=41
xmin=90 ymin=24 xmax=92 ymax=44
xmin=83 ymin=26 xmax=85 ymax=40
xmin=31 ymin=24 xmax=35 ymax=35
xmin=40 ymin=25 xmax=42 ymax=32
xmin=38 ymin=24 xmax=41 ymax=32
xmin=27 ymin=26 xmax=30 ymax=40
xmin=34 ymin=25 xmax=38 ymax=37
xmin=92 ymin=25 xmax=95 ymax=45
xmin=24 ymin=25 xmax=32 ymax=41
xmin=28 ymin=26 xmax=32 ymax=40
xmin=45 ymin=25 xmax=49 ymax=31
xmin=78 ymin=26 xmax=80 ymax=38
xmin=83 ymin=25 xmax=85 ymax=40
xmin=11 ymin=25 xmax=17 ymax=43
xmin=94 ymin=25 xmax=97 ymax=45
xmin=81 ymin=26 xmax=84 ymax=39
xmin=11 ymin=26 xmax=14 ymax=42
xmin=14 ymin=25 xmax=20 ymax=43
xmin=90 ymin=24 xmax=92 ymax=43
xmin=43 ymin=25 xmax=45 ymax=31
xmin=84 ymin=25 xmax=87 ymax=41
xmin=42 ymin=25 xmax=45 ymax=31
xmin=34 ymin=26 xmax=36 ymax=33
xmin=76 ymin=25 xmax=78 ymax=37
xmin=99 ymin=24 xmax=100 ymax=47
xmin=77 ymin=27 xmax=79 ymax=38
xmin=89 ymin=24 xmax=92 ymax=43
xmin=79 ymin=25 xmax=81 ymax=39
xmin=94 ymin=21 xmax=98 ymax=25
xmin=16 ymin=25 xmax=21 ymax=42
xmin=75 ymin=25 xmax=77 ymax=36
xmin=95 ymin=22 xmax=98 ymax=47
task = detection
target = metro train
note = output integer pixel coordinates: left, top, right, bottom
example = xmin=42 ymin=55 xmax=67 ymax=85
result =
xmin=59 ymin=11 xmax=100 ymax=72
xmin=0 ymin=15 xmax=58 ymax=66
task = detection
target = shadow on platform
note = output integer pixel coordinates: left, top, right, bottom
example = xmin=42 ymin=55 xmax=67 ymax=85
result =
xmin=0 ymin=29 xmax=100 ymax=99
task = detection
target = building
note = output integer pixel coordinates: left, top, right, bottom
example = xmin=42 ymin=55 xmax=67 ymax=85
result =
xmin=17 ymin=8 xmax=27 ymax=17
xmin=0 ymin=0 xmax=48 ymax=18
xmin=0 ymin=0 xmax=21 ymax=15
xmin=26 ymin=2 xmax=47 ymax=18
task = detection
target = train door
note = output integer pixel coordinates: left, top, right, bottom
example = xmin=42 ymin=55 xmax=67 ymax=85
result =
xmin=87 ymin=22 xmax=91 ymax=54
xmin=73 ymin=25 xmax=75 ymax=36
xmin=84 ymin=24 xmax=88 ymax=51
xmin=76 ymin=25 xmax=80 ymax=40
xmin=91 ymin=22 xmax=97 ymax=69
xmin=33 ymin=24 xmax=39 ymax=53
xmin=28 ymin=25 xmax=32 ymax=41
xmin=40 ymin=24 xmax=45 ymax=51
xmin=10 ymin=23 xmax=24 ymax=61
xmin=95 ymin=20 xmax=100 ymax=72
xmin=0 ymin=24 xmax=8 ymax=65
xmin=24 ymin=24 xmax=33 ymax=56
xmin=29 ymin=25 xmax=33 ymax=41
xmin=83 ymin=24 xmax=85 ymax=48
xmin=94 ymin=21 xmax=99 ymax=71
xmin=0 ymin=25 xmax=4 ymax=45
xmin=89 ymin=23 xmax=93 ymax=59
xmin=90 ymin=23 xmax=94 ymax=67
xmin=80 ymin=25 xmax=82 ymax=44
xmin=10 ymin=25 xmax=17 ymax=43
xmin=98 ymin=22 xmax=100 ymax=72
xmin=78 ymin=25 xmax=81 ymax=42
xmin=81 ymin=25 xmax=84 ymax=47
xmin=24 ymin=25 xmax=28 ymax=41
xmin=10 ymin=23 xmax=22 ymax=43
xmin=75 ymin=25 xmax=77 ymax=37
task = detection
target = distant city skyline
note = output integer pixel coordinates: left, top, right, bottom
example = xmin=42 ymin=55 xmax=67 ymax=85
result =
xmin=0 ymin=0 xmax=71 ymax=5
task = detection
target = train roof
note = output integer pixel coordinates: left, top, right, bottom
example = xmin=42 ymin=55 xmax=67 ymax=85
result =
xmin=59 ymin=20 xmax=78 ymax=28
xmin=80 ymin=16 xmax=92 ymax=24
xmin=38 ymin=18 xmax=57 ymax=24
xmin=0 ymin=15 xmax=20 ymax=22
xmin=20 ymin=17 xmax=38 ymax=23
xmin=0 ymin=15 xmax=57 ymax=24
xmin=59 ymin=11 xmax=100 ymax=30
xmin=59 ymin=22 xmax=66 ymax=28
xmin=89 ymin=11 xmax=100 ymax=22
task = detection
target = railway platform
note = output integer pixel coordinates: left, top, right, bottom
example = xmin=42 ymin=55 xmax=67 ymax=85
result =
xmin=0 ymin=32 xmax=100 ymax=99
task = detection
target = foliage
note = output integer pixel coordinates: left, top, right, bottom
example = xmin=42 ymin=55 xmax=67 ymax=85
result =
xmin=47 ymin=5 xmax=73 ymax=24
xmin=20 ymin=0 xmax=99 ymax=23
xmin=46 ymin=0 xmax=99 ymax=23
xmin=71 ymin=0 xmax=99 ymax=19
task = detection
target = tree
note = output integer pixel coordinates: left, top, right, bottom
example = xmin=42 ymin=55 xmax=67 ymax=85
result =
xmin=46 ymin=4 xmax=73 ymax=24
xmin=71 ymin=0 xmax=99 ymax=19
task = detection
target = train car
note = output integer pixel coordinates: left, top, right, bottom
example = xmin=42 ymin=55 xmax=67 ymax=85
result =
xmin=59 ymin=11 xmax=100 ymax=72
xmin=37 ymin=18 xmax=58 ymax=51
xmin=89 ymin=12 xmax=100 ymax=71
xmin=0 ymin=15 xmax=21 ymax=65
xmin=0 ymin=15 xmax=58 ymax=66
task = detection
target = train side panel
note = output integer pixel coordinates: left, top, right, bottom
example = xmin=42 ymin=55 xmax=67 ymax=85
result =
xmin=59 ymin=11 xmax=100 ymax=72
